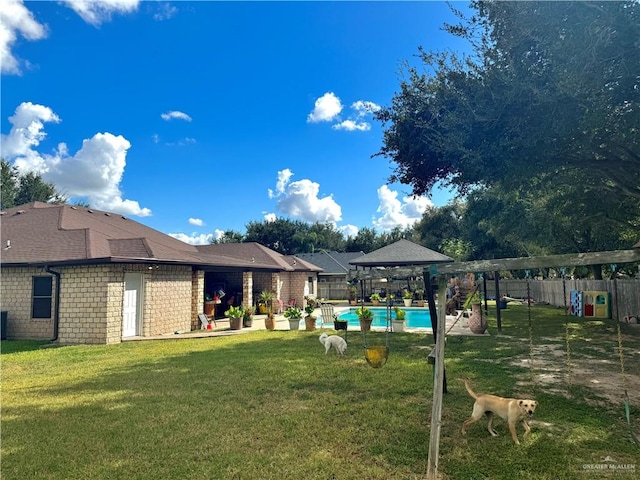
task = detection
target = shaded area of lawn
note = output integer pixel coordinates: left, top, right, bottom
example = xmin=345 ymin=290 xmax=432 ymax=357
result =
xmin=2 ymin=305 xmax=639 ymax=480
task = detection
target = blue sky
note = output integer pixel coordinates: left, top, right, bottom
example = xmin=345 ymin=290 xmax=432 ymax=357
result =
xmin=1 ymin=0 xmax=470 ymax=245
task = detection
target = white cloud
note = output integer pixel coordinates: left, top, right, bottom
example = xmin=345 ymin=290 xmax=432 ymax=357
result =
xmin=161 ymin=110 xmax=192 ymax=122
xmin=263 ymin=212 xmax=276 ymax=222
xmin=63 ymin=0 xmax=139 ymax=26
xmin=332 ymin=120 xmax=371 ymax=132
xmin=307 ymin=92 xmax=343 ymax=123
xmin=165 ymin=136 xmax=196 ymax=147
xmin=339 ymin=224 xmax=359 ymax=238
xmin=189 ymin=218 xmax=204 ymax=227
xmin=0 ymin=102 xmax=60 ymax=159
xmin=0 ymin=0 xmax=47 ymax=75
xmin=1 ymin=102 xmax=151 ymax=217
xmin=270 ymin=169 xmax=342 ymax=224
xmin=372 ymin=185 xmax=433 ymax=231
xmin=168 ymin=232 xmax=214 ymax=245
xmin=152 ymin=3 xmax=177 ymax=21
xmin=352 ymin=100 xmax=381 ymax=117
xmin=307 ymin=94 xmax=380 ymax=133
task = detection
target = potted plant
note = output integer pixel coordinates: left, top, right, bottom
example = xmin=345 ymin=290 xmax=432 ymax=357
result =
xmin=347 ymin=285 xmax=357 ymax=306
xmin=265 ymin=308 xmax=276 ymax=331
xmin=463 ymin=291 xmax=486 ymax=334
xmin=284 ymin=306 xmax=302 ymax=331
xmin=304 ymin=304 xmax=316 ymax=331
xmin=257 ymin=290 xmax=274 ymax=314
xmin=334 ymin=316 xmax=348 ymax=331
xmin=415 ymin=289 xmax=425 ymax=307
xmin=402 ymin=289 xmax=413 ymax=307
xmin=242 ymin=306 xmax=255 ymax=328
xmin=393 ymin=306 xmax=406 ymax=332
xmin=224 ymin=305 xmax=244 ymax=330
xmin=356 ymin=306 xmax=374 ymax=332
xmin=370 ymin=292 xmax=381 ymax=306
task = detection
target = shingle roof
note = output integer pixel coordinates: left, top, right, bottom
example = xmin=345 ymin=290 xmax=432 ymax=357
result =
xmin=197 ymin=243 xmax=322 ymax=272
xmin=349 ymin=239 xmax=453 ymax=267
xmin=0 ymin=203 xmax=318 ymax=272
xmin=296 ymin=251 xmax=365 ymax=275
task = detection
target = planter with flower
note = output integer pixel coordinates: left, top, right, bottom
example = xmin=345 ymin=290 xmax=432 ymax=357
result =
xmin=347 ymin=286 xmax=357 ymax=306
xmin=264 ymin=308 xmax=276 ymax=330
xmin=402 ymin=289 xmax=413 ymax=307
xmin=304 ymin=304 xmax=317 ymax=331
xmin=225 ymin=305 xmax=244 ymax=330
xmin=257 ymin=290 xmax=274 ymax=314
xmin=464 ymin=291 xmax=486 ymax=334
xmin=393 ymin=306 xmax=406 ymax=332
xmin=284 ymin=306 xmax=303 ymax=331
xmin=356 ymin=306 xmax=374 ymax=332
xmin=242 ymin=306 xmax=255 ymax=328
xmin=415 ymin=289 xmax=425 ymax=307
xmin=370 ymin=292 xmax=382 ymax=306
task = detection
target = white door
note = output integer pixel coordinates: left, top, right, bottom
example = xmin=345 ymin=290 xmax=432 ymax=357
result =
xmin=123 ymin=273 xmax=142 ymax=337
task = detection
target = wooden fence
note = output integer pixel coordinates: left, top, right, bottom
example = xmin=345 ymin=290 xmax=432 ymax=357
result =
xmin=320 ymin=277 xmax=639 ymax=320
xmin=484 ymin=278 xmax=639 ymax=320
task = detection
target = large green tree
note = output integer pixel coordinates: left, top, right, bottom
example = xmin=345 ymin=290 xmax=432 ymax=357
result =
xmin=1 ymin=159 xmax=63 ymax=209
xmin=244 ymin=218 xmax=347 ymax=255
xmin=376 ymin=1 xmax=639 ymax=214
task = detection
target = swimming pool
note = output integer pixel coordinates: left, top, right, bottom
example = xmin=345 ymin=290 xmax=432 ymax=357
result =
xmin=321 ymin=307 xmax=432 ymax=329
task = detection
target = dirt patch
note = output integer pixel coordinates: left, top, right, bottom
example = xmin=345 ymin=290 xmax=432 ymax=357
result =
xmin=511 ymin=335 xmax=640 ymax=409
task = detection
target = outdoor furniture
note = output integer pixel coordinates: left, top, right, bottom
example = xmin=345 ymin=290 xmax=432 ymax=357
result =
xmin=319 ymin=303 xmax=337 ymax=329
xmin=198 ymin=313 xmax=216 ymax=329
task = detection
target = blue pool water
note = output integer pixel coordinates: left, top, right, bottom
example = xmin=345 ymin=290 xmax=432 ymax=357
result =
xmin=320 ymin=307 xmax=432 ymax=329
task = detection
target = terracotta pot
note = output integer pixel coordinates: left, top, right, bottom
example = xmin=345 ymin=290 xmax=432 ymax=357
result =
xmin=359 ymin=318 xmax=373 ymax=332
xmin=468 ymin=303 xmax=487 ymax=334
xmin=265 ymin=315 xmax=276 ymax=330
xmin=204 ymin=301 xmax=215 ymax=316
xmin=305 ymin=316 xmax=316 ymax=331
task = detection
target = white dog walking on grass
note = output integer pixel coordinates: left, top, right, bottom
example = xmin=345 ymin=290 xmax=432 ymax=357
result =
xmin=319 ymin=333 xmax=347 ymax=356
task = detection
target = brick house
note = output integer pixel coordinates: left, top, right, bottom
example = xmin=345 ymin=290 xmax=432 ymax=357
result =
xmin=0 ymin=202 xmax=320 ymax=344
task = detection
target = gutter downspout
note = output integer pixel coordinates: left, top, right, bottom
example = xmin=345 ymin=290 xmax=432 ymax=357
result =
xmin=45 ymin=266 xmax=61 ymax=342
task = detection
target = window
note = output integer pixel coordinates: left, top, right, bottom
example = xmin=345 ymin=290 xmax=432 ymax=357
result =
xmin=307 ymin=276 xmax=315 ymax=295
xmin=32 ymin=276 xmax=53 ymax=319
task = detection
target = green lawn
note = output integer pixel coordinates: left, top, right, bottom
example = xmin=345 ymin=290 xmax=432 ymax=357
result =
xmin=2 ymin=305 xmax=639 ymax=479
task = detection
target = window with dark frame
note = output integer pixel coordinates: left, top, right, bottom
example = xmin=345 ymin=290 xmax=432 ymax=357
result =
xmin=32 ymin=276 xmax=53 ymax=319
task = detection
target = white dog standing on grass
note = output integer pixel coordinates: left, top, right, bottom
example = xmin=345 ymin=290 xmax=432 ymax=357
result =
xmin=319 ymin=333 xmax=347 ymax=356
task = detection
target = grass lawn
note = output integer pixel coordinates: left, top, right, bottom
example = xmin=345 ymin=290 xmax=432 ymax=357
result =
xmin=2 ymin=305 xmax=639 ymax=479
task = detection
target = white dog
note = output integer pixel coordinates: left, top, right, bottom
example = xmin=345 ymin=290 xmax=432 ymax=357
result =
xmin=319 ymin=333 xmax=347 ymax=356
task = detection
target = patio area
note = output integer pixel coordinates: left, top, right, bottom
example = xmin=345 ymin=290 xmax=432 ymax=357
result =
xmin=124 ymin=304 xmax=484 ymax=341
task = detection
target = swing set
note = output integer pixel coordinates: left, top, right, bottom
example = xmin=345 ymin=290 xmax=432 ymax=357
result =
xmin=348 ymin=247 xmax=640 ymax=480
xmin=523 ymin=267 xmax=640 ymax=446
